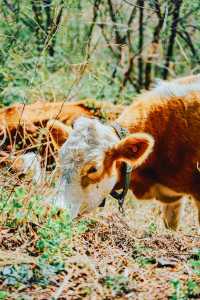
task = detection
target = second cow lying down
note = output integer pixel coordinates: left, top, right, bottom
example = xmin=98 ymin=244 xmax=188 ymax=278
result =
xmin=0 ymin=100 xmax=122 ymax=182
xmin=50 ymin=74 xmax=200 ymax=230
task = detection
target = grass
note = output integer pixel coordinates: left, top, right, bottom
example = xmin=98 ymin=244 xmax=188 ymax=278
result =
xmin=0 ymin=178 xmax=199 ymax=299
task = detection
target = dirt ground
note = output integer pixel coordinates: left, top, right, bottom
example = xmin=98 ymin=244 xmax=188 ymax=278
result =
xmin=0 ymin=187 xmax=199 ymax=300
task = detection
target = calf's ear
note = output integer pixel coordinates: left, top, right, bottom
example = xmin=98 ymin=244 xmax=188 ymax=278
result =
xmin=110 ymin=133 xmax=154 ymax=167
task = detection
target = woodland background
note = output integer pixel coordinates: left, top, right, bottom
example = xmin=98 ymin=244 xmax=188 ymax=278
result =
xmin=1 ymin=0 xmax=200 ymax=107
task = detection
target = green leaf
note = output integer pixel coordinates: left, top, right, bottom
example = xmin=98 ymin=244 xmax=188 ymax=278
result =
xmin=0 ymin=291 xmax=9 ymax=300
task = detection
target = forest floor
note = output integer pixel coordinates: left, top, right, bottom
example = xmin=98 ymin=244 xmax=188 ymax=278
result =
xmin=0 ymin=180 xmax=200 ymax=300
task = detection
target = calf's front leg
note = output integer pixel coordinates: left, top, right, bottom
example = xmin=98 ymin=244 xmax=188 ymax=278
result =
xmin=154 ymin=184 xmax=183 ymax=230
xmin=162 ymin=200 xmax=182 ymax=230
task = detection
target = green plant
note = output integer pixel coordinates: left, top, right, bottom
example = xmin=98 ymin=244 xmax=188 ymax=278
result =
xmin=0 ymin=261 xmax=65 ymax=289
xmin=170 ymin=278 xmax=200 ymax=300
xmin=147 ymin=222 xmax=157 ymax=236
xmin=103 ymin=275 xmax=130 ymax=295
xmin=35 ymin=209 xmax=73 ymax=261
xmin=170 ymin=279 xmax=186 ymax=300
xmin=136 ymin=256 xmax=156 ymax=267
xmin=187 ymin=279 xmax=200 ymax=298
xmin=74 ymin=218 xmax=96 ymax=235
xmin=188 ymin=248 xmax=200 ymax=276
xmin=0 ymin=291 xmax=9 ymax=300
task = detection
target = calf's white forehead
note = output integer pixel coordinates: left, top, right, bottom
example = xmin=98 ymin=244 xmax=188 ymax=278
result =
xmin=60 ymin=117 xmax=119 ymax=170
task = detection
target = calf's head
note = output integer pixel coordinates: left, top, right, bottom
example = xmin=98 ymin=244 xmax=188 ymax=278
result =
xmin=51 ymin=117 xmax=154 ymax=218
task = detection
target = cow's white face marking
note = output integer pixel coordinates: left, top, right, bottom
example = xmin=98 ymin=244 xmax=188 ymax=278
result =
xmin=51 ymin=117 xmax=119 ymax=217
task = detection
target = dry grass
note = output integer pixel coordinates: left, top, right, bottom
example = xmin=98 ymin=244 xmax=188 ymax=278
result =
xmin=0 ymin=176 xmax=199 ymax=300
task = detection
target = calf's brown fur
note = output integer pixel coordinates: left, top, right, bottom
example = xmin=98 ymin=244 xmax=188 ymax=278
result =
xmin=117 ymin=88 xmax=200 ymax=229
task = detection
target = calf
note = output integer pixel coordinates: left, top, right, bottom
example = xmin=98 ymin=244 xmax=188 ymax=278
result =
xmin=51 ymin=74 xmax=200 ymax=229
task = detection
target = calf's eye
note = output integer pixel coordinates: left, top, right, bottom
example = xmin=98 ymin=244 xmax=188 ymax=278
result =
xmin=88 ymin=166 xmax=98 ymax=174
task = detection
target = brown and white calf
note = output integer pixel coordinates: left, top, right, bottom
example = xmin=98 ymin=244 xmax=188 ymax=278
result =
xmin=51 ymin=74 xmax=200 ymax=230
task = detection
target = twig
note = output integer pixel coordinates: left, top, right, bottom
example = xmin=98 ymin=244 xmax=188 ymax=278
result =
xmin=127 ymin=4 xmax=138 ymax=52
xmin=177 ymin=28 xmax=199 ymax=63
xmin=145 ymin=0 xmax=164 ymax=89
xmin=163 ymin=0 xmax=183 ymax=79
xmin=137 ymin=0 xmax=144 ymax=90
xmin=122 ymin=0 xmax=158 ymax=12
xmin=121 ymin=55 xmax=139 ymax=92
xmin=3 ymin=0 xmax=16 ymax=13
xmin=98 ymin=23 xmax=118 ymax=56
xmin=45 ymin=1 xmax=64 ymax=56
xmin=107 ymin=0 xmax=125 ymax=49
xmin=31 ymin=0 xmax=45 ymax=51
xmin=86 ymin=0 xmax=101 ymax=60
xmin=52 ymin=273 xmax=70 ymax=299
